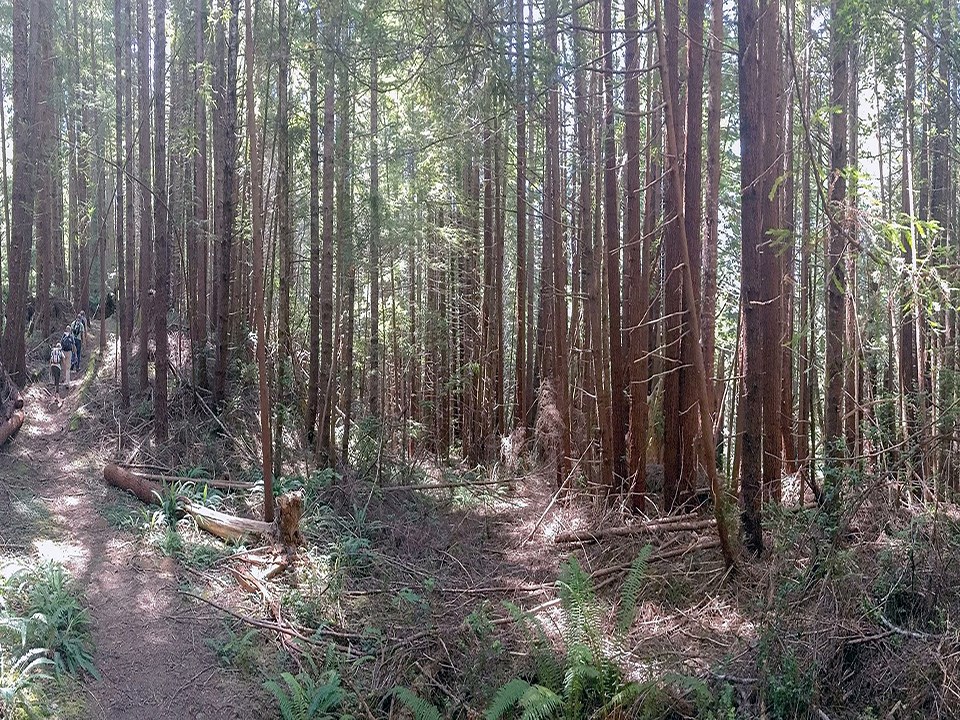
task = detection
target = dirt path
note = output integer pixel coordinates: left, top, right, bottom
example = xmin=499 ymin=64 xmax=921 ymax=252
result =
xmin=0 ymin=343 xmax=267 ymax=719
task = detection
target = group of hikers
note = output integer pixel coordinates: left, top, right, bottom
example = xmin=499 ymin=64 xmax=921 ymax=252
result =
xmin=48 ymin=311 xmax=88 ymax=395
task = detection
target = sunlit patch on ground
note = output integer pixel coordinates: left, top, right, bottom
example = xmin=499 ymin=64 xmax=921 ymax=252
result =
xmin=34 ymin=537 xmax=87 ymax=567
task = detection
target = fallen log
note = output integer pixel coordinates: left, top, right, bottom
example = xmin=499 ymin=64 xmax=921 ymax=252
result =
xmin=554 ymin=516 xmax=716 ymax=544
xmin=104 ymin=463 xmax=163 ymax=505
xmin=0 ymin=409 xmax=25 ymax=446
xmin=103 ymin=464 xmax=304 ymax=547
xmin=113 ymin=465 xmax=254 ymax=490
xmin=0 ymin=361 xmax=24 ymax=447
xmin=180 ymin=499 xmax=275 ymax=544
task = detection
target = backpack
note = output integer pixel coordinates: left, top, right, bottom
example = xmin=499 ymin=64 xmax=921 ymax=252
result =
xmin=50 ymin=347 xmax=63 ymax=366
xmin=61 ymin=335 xmax=74 ymax=352
xmin=72 ymin=320 xmax=83 ymax=336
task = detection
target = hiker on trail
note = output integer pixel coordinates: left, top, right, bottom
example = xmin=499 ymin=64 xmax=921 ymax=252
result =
xmin=71 ymin=316 xmax=83 ymax=372
xmin=49 ymin=345 xmax=63 ymax=395
xmin=60 ymin=330 xmax=75 ymax=383
xmin=78 ymin=310 xmax=88 ymax=333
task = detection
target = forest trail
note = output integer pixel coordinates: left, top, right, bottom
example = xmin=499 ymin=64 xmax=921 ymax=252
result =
xmin=0 ymin=334 xmax=266 ymax=720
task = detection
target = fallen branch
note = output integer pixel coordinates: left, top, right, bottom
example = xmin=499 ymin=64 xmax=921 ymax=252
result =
xmin=554 ymin=515 xmax=716 ymax=544
xmin=116 ymin=467 xmax=254 ymax=491
xmin=180 ymin=591 xmax=365 ymax=652
xmin=379 ymin=477 xmax=507 ymax=492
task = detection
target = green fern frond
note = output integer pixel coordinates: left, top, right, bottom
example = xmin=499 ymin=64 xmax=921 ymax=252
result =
xmin=557 ymin=557 xmax=601 ymax=651
xmin=390 ymin=686 xmax=442 ymax=720
xmin=533 ymin=647 xmax=565 ymax=693
xmin=594 ymin=679 xmax=647 ymax=718
xmin=616 ymin=545 xmax=652 ymax=634
xmin=263 ymin=678 xmax=298 ymax=720
xmin=485 ymin=678 xmax=532 ymax=720
xmin=518 ymin=684 xmax=562 ymax=720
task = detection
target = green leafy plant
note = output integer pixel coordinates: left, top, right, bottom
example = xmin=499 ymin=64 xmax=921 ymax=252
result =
xmin=23 ymin=563 xmax=99 ymax=680
xmin=0 ymin=562 xmax=96 ymax=718
xmin=264 ymin=668 xmax=354 ymax=720
xmin=0 ymin=646 xmax=53 ymax=718
xmin=483 ymin=548 xmax=655 ymax=720
xmin=759 ymin=641 xmax=814 ymax=720
xmin=390 ymin=687 xmax=443 ymax=720
xmin=152 ymin=480 xmax=189 ymax=528
xmin=209 ymin=625 xmax=260 ymax=671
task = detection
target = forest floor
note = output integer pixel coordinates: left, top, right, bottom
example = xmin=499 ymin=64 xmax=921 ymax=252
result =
xmin=3 ymin=323 xmax=960 ymax=719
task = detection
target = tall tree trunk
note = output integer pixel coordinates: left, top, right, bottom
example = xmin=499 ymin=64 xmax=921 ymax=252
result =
xmin=212 ymin=0 xmax=239 ymax=406
xmin=513 ymin=0 xmax=527 ymax=430
xmin=317 ymin=12 xmax=336 ymax=464
xmin=680 ymin=0 xmax=707 ymax=504
xmin=824 ymin=0 xmax=848 ymax=470
xmin=2 ymin=0 xmax=43 ymax=382
xmin=368 ymin=55 xmax=381 ymax=419
xmin=661 ymin=0 xmax=684 ymax=509
xmin=737 ymin=0 xmax=766 ymax=552
xmin=115 ymin=0 xmax=130 ymax=407
xmin=274 ymin=0 xmax=291 ymax=479
xmin=244 ymin=0 xmax=273 ymax=522
xmin=34 ymin=0 xmax=54 ymax=341
xmin=154 ymin=0 xmax=170 ymax=441
xmin=759 ymin=0 xmax=784 ymax=502
xmin=193 ymin=0 xmax=209 ymax=390
xmin=602 ymin=0 xmax=626 ymax=490
xmin=655 ymin=0 xmax=736 ymax=568
xmin=337 ymin=62 xmax=355 ymax=462
xmin=703 ymin=0 xmax=723 ymax=397
xmin=137 ymin=0 xmax=153 ymax=392
xmin=306 ymin=7 xmax=320 ymax=448
xmin=624 ymin=0 xmax=647 ymax=506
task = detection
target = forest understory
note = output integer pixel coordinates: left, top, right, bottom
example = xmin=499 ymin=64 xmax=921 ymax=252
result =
xmin=1 ymin=324 xmax=958 ymax=720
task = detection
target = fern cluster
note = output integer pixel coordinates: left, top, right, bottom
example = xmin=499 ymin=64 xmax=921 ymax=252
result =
xmin=487 ymin=547 xmax=667 ymax=719
xmin=395 ymin=547 xmax=655 ymax=720
xmin=1 ymin=561 xmax=97 ymax=717
xmin=265 ymin=669 xmax=354 ymax=720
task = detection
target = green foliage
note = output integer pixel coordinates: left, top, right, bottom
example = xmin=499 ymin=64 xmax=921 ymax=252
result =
xmin=264 ymin=668 xmax=354 ymax=720
xmin=0 ymin=562 xmax=96 ymax=717
xmin=483 ymin=550 xmax=657 ymax=719
xmin=209 ymin=625 xmax=261 ymax=672
xmin=616 ymin=545 xmax=652 ymax=634
xmin=180 ymin=541 xmax=229 ymax=570
xmin=759 ymin=643 xmax=814 ymax=720
xmin=0 ymin=646 xmax=53 ymax=719
xmin=21 ymin=563 xmax=99 ymax=680
xmin=389 ymin=687 xmax=442 ymax=720
xmin=556 ymin=556 xmax=601 ymax=652
xmin=152 ymin=480 xmax=187 ymax=528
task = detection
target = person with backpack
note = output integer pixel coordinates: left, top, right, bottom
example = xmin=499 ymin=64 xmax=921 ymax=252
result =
xmin=60 ymin=330 xmax=75 ymax=384
xmin=71 ymin=316 xmax=83 ymax=371
xmin=49 ymin=344 xmax=64 ymax=395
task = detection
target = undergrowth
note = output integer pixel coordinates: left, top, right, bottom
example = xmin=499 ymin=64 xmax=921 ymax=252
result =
xmin=0 ymin=561 xmax=97 ymax=718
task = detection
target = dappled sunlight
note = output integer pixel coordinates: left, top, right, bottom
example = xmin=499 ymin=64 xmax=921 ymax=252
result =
xmin=34 ymin=537 xmax=87 ymax=567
